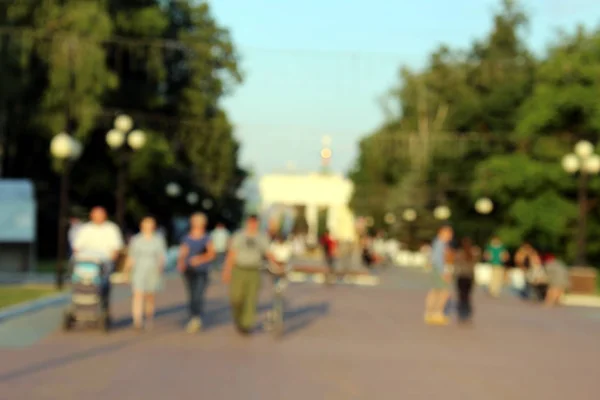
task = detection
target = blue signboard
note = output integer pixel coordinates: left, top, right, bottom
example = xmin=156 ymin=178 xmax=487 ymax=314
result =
xmin=0 ymin=180 xmax=36 ymax=243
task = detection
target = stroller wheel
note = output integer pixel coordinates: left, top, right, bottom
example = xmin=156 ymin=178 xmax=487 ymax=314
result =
xmin=62 ymin=311 xmax=75 ymax=331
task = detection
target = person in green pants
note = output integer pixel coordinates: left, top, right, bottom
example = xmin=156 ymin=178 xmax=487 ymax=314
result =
xmin=222 ymin=214 xmax=276 ymax=335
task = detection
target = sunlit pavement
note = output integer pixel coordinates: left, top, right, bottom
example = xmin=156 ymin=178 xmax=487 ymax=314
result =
xmin=1 ymin=268 xmax=600 ymax=400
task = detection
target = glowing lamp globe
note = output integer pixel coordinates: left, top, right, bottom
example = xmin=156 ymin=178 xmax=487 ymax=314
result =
xmin=50 ymin=132 xmax=73 ymax=159
xmin=70 ymin=138 xmax=83 ymax=160
xmin=384 ymin=212 xmax=396 ymax=225
xmin=434 ymin=205 xmax=451 ymax=220
xmin=106 ymin=129 xmax=125 ymax=149
xmin=202 ymin=199 xmax=213 ymax=210
xmin=402 ymin=208 xmax=417 ymax=222
xmin=562 ymin=153 xmax=580 ymax=174
xmin=575 ymin=140 xmax=594 ymax=159
xmin=114 ymin=114 xmax=133 ymax=133
xmin=127 ymin=130 xmax=146 ymax=150
xmin=584 ymin=154 xmax=600 ymax=174
xmin=165 ymin=182 xmax=181 ymax=197
xmin=186 ymin=192 xmax=199 ymax=205
xmin=475 ymin=197 xmax=494 ymax=215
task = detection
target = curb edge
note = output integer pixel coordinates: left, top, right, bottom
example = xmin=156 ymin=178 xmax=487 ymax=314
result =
xmin=0 ymin=293 xmax=70 ymax=323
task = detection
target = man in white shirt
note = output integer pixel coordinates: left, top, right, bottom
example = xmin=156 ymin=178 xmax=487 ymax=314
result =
xmin=73 ymin=206 xmax=124 ymax=311
xmin=210 ymin=222 xmax=230 ymax=272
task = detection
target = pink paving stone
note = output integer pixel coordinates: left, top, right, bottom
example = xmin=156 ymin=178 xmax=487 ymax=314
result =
xmin=0 ymin=269 xmax=599 ymax=400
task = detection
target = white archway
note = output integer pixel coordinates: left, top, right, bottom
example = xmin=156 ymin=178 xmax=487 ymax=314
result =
xmin=259 ymin=173 xmax=356 ymax=242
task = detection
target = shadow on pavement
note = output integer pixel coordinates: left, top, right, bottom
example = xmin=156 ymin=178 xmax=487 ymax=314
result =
xmin=282 ymin=302 xmax=330 ymax=338
xmin=106 ymin=297 xmax=329 ymax=337
xmin=0 ymin=333 xmax=164 ymax=383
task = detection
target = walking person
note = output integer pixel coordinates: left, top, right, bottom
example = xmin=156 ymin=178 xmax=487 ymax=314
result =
xmin=125 ymin=216 xmax=167 ymax=331
xmin=320 ymin=229 xmax=337 ymax=283
xmin=176 ymin=213 xmax=216 ymax=333
xmin=454 ymin=237 xmax=476 ymax=324
xmin=484 ymin=236 xmax=509 ymax=297
xmin=424 ymin=225 xmax=454 ymax=325
xmin=72 ymin=206 xmax=124 ymax=313
xmin=222 ymin=214 xmax=275 ymax=335
xmin=544 ymin=255 xmax=569 ymax=307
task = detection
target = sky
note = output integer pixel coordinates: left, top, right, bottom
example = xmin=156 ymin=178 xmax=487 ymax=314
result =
xmin=208 ymin=0 xmax=600 ymax=177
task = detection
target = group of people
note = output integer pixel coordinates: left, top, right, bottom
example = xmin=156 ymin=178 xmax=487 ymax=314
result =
xmin=424 ymin=226 xmax=571 ymax=326
xmin=483 ymin=236 xmax=570 ymax=305
xmin=69 ymin=206 xmax=287 ymax=335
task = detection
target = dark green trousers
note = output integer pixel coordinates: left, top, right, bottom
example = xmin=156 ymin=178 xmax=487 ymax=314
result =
xmin=230 ymin=267 xmax=261 ymax=330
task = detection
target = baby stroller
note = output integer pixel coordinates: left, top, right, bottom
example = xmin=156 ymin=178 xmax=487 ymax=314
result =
xmin=62 ymin=257 xmax=112 ymax=332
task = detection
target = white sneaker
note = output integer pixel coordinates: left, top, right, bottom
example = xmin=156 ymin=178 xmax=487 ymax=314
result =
xmin=185 ymin=317 xmax=202 ymax=333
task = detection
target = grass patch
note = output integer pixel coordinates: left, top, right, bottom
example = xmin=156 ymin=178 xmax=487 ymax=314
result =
xmin=36 ymin=259 xmax=57 ymax=273
xmin=0 ymin=285 xmax=61 ymax=309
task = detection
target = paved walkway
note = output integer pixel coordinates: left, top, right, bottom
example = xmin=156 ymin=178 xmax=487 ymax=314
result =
xmin=1 ymin=268 xmax=600 ymax=399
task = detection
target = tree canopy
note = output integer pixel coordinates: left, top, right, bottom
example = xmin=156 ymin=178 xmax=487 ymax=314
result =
xmin=0 ymin=0 xmax=245 ymax=256
xmin=350 ymin=0 xmax=600 ymax=262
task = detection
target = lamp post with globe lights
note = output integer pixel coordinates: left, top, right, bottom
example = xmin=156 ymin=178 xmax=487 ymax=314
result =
xmin=50 ymin=132 xmax=83 ymax=289
xmin=562 ymin=140 xmax=600 ymax=265
xmin=474 ymin=197 xmax=494 ymax=246
xmin=106 ymin=114 xmax=146 ymax=230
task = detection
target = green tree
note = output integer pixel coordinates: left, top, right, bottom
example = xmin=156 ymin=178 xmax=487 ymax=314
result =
xmin=0 ymin=0 xmax=246 ymax=255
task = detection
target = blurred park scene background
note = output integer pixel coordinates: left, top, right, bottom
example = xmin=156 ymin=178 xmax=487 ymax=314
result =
xmin=0 ymin=0 xmax=600 ymax=283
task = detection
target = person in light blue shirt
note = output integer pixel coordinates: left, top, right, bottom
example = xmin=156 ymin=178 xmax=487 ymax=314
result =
xmin=424 ymin=225 xmax=454 ymax=325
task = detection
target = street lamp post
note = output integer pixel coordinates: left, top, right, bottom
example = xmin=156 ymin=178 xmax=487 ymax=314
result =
xmin=475 ymin=197 xmax=494 ymax=247
xmin=562 ymin=140 xmax=600 ymax=265
xmin=106 ymin=115 xmax=146 ymax=230
xmin=402 ymin=208 xmax=417 ymax=249
xmin=50 ymin=132 xmax=82 ymax=289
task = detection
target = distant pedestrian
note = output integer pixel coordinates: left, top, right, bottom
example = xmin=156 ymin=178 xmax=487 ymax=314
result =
xmin=454 ymin=237 xmax=476 ymax=323
xmin=211 ymin=222 xmax=231 ymax=272
xmin=125 ymin=217 xmax=167 ymax=331
xmin=222 ymin=214 xmax=275 ymax=335
xmin=424 ymin=225 xmax=454 ymax=325
xmin=484 ymin=236 xmax=509 ymax=297
xmin=320 ymin=229 xmax=337 ymax=282
xmin=177 ymin=213 xmax=216 ymax=333
xmin=544 ymin=255 xmax=569 ymax=307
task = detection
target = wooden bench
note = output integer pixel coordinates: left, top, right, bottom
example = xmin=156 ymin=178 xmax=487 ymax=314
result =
xmin=569 ymin=267 xmax=598 ymax=295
